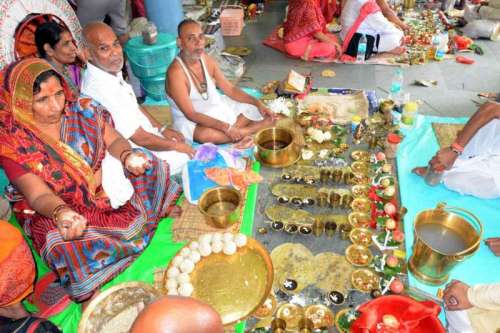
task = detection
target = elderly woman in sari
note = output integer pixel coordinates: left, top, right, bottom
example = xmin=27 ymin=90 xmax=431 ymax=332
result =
xmin=0 ymin=58 xmax=181 ymax=306
xmin=35 ymin=21 xmax=83 ymax=96
xmin=283 ymin=0 xmax=342 ymax=61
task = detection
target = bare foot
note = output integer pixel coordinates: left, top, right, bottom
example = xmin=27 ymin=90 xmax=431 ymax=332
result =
xmin=412 ymin=167 xmax=427 ymax=176
xmin=169 ymin=205 xmax=183 ymax=218
xmin=0 ymin=302 xmax=30 ymax=319
xmin=233 ymin=136 xmax=254 ymax=149
xmin=81 ymin=290 xmax=100 ymax=313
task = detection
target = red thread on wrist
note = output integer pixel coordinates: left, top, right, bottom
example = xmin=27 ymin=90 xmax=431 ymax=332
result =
xmin=451 ymin=142 xmax=464 ymax=153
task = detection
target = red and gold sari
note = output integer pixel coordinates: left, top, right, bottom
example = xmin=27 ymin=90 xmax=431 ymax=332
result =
xmin=283 ymin=0 xmax=339 ymax=60
xmin=0 ymin=59 xmax=180 ymax=301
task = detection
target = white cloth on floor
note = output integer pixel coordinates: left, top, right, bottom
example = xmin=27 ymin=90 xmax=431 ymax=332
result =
xmin=442 ymin=119 xmax=500 ymax=199
xmin=446 ymin=310 xmax=475 ymax=333
xmin=340 ymin=0 xmax=404 ymax=52
xmin=81 ymin=63 xmax=190 ymax=176
xmin=166 ymin=56 xmax=263 ymax=142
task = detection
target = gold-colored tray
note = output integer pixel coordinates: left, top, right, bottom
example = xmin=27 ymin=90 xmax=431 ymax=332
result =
xmin=276 ymin=303 xmax=304 ymax=332
xmin=345 ymin=244 xmax=373 ymax=267
xmin=78 ymin=282 xmax=160 ymax=333
xmin=351 ymin=268 xmax=380 ymax=293
xmin=174 ymin=238 xmax=273 ymax=325
xmin=351 ymin=197 xmax=372 ymax=213
xmin=349 ymin=227 xmax=374 ymax=247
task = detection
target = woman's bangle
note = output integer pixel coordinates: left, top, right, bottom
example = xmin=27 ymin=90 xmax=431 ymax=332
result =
xmin=120 ymin=149 xmax=132 ymax=164
xmin=52 ymin=203 xmax=70 ymax=221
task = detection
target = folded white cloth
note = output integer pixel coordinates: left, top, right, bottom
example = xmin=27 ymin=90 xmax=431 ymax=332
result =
xmin=101 ymin=152 xmax=134 ymax=209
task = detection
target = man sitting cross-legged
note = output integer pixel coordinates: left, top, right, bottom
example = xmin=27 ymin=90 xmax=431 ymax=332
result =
xmin=166 ymin=19 xmax=278 ymax=148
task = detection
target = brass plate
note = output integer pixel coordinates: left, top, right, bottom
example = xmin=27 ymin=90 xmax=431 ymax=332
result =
xmin=349 ymin=227 xmax=374 ymax=247
xmin=304 ymin=304 xmax=335 ymax=329
xmin=335 ymin=308 xmax=351 ymax=333
xmin=351 ymin=185 xmax=370 ymax=198
xmin=351 ymin=198 xmax=371 ymax=213
xmin=254 ymin=151 xmax=301 ymax=169
xmin=78 ymin=282 xmax=160 ymax=333
xmin=351 ymin=150 xmax=370 ymax=162
xmin=350 ymin=161 xmax=370 ymax=176
xmin=179 ymin=238 xmax=273 ymax=325
xmin=253 ymin=293 xmax=277 ymax=319
xmin=351 ymin=268 xmax=380 ymax=293
xmin=348 ymin=212 xmax=371 ymax=228
xmin=345 ymin=244 xmax=373 ymax=267
xmin=276 ymin=303 xmax=304 ymax=332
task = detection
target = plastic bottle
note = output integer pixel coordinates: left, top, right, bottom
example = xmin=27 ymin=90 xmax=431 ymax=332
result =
xmin=356 ymin=34 xmax=368 ymax=63
xmin=388 ymin=68 xmax=404 ymax=106
xmin=433 ymin=32 xmax=445 ymax=61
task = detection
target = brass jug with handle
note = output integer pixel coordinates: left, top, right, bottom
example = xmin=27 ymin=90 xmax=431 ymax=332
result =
xmin=408 ymin=203 xmax=483 ymax=285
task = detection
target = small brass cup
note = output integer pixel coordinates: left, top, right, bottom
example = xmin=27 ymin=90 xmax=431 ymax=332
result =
xmin=343 ymin=171 xmax=354 ymax=185
xmin=317 ymin=191 xmax=329 ymax=207
xmin=198 ymin=187 xmax=241 ymax=228
xmin=312 ymin=219 xmax=324 ymax=237
xmin=320 ymin=169 xmax=331 ymax=183
xmin=298 ymin=318 xmax=314 ymax=333
xmin=329 ymin=192 xmax=341 ymax=208
xmin=325 ymin=221 xmax=338 ymax=237
xmin=271 ymin=318 xmax=287 ymax=332
xmin=332 ymin=169 xmax=343 ymax=183
xmin=341 ymin=193 xmax=354 ymax=209
xmin=339 ymin=224 xmax=353 ymax=240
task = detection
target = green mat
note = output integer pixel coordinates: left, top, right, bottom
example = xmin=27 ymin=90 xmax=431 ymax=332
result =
xmin=14 ymin=162 xmax=261 ymax=333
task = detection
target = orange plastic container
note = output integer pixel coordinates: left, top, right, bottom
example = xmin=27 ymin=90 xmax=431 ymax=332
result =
xmin=220 ymin=6 xmax=244 ymax=36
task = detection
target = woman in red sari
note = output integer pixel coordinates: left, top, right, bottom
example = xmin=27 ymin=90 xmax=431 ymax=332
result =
xmin=0 ymin=58 xmax=180 ymax=304
xmin=283 ymin=0 xmax=342 ymax=61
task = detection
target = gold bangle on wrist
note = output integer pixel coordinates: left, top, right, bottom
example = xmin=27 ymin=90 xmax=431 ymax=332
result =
xmin=120 ymin=149 xmax=132 ymax=164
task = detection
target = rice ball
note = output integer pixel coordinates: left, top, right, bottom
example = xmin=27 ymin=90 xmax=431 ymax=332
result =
xmin=212 ymin=232 xmax=223 ymax=243
xmin=167 ymin=288 xmax=179 ymax=296
xmin=211 ymin=241 xmax=223 ymax=254
xmin=177 ymin=273 xmax=190 ymax=284
xmin=234 ymin=234 xmax=248 ymax=248
xmin=199 ymin=242 xmax=212 ymax=257
xmin=199 ymin=233 xmax=214 ymax=245
xmin=189 ymin=251 xmax=201 ymax=263
xmin=178 ymin=282 xmax=194 ymax=297
xmin=180 ymin=247 xmax=191 ymax=258
xmin=222 ymin=232 xmax=234 ymax=243
xmin=180 ymin=259 xmax=195 ymax=274
xmin=166 ymin=278 xmax=178 ymax=291
xmin=167 ymin=266 xmax=180 ymax=279
xmin=172 ymin=256 xmax=184 ymax=267
xmin=189 ymin=241 xmax=200 ymax=251
xmin=223 ymin=241 xmax=237 ymax=255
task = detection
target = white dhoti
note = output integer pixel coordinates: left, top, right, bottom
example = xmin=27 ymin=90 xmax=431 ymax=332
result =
xmin=340 ymin=0 xmax=404 ymax=53
xmin=167 ymin=56 xmax=263 ymax=142
xmin=442 ymin=119 xmax=500 ymax=199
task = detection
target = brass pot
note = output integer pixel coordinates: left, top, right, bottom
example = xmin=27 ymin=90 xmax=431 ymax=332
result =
xmin=255 ymin=127 xmax=300 ymax=168
xmin=408 ymin=203 xmax=482 ymax=285
xmin=198 ymin=187 xmax=241 ymax=228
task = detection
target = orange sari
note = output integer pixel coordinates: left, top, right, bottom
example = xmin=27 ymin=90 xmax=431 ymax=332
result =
xmin=0 ymin=220 xmax=36 ymax=307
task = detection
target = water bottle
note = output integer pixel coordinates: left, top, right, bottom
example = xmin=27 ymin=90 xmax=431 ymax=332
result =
xmin=356 ymin=34 xmax=367 ymax=63
xmin=432 ymin=32 xmax=445 ymax=61
xmin=388 ymin=68 xmax=404 ymax=106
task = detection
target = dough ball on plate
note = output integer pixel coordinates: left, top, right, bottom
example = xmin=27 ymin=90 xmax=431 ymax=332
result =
xmin=222 ymin=232 xmax=234 ymax=243
xmin=234 ymin=234 xmax=248 ymax=247
xmin=180 ymin=247 xmax=191 ymax=257
xmin=178 ymin=282 xmax=194 ymax=297
xmin=189 ymin=241 xmax=200 ymax=251
xmin=199 ymin=242 xmax=212 ymax=257
xmin=223 ymin=241 xmax=237 ymax=255
xmin=177 ymin=273 xmax=190 ymax=284
xmin=212 ymin=232 xmax=223 ymax=243
xmin=189 ymin=251 xmax=201 ymax=263
xmin=180 ymin=259 xmax=195 ymax=274
xmin=172 ymin=256 xmax=184 ymax=267
xmin=211 ymin=241 xmax=223 ymax=254
xmin=166 ymin=278 xmax=178 ymax=291
xmin=167 ymin=266 xmax=180 ymax=278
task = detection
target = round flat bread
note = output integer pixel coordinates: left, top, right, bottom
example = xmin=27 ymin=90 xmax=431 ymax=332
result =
xmin=270 ymin=243 xmax=315 ymax=293
xmin=314 ymin=253 xmax=353 ymax=294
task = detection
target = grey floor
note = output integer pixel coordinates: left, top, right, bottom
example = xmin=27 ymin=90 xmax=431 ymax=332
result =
xmin=223 ymin=0 xmax=500 ymax=117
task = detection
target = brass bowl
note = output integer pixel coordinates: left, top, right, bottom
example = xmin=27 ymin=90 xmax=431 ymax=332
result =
xmin=345 ymin=244 xmax=373 ymax=267
xmin=198 ymin=187 xmax=241 ymax=228
xmin=255 ymin=127 xmax=300 ymax=168
xmin=335 ymin=308 xmax=351 ymax=333
xmin=351 ymin=185 xmax=370 ymax=198
xmin=276 ymin=303 xmax=304 ymax=332
xmin=348 ymin=212 xmax=371 ymax=228
xmin=304 ymin=304 xmax=335 ymax=329
xmin=349 ymin=227 xmax=374 ymax=247
xmin=351 ymin=268 xmax=380 ymax=293
xmin=351 ymin=197 xmax=372 ymax=213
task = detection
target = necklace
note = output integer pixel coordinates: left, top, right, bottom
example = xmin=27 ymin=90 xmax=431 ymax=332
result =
xmin=182 ymin=56 xmax=209 ymax=100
